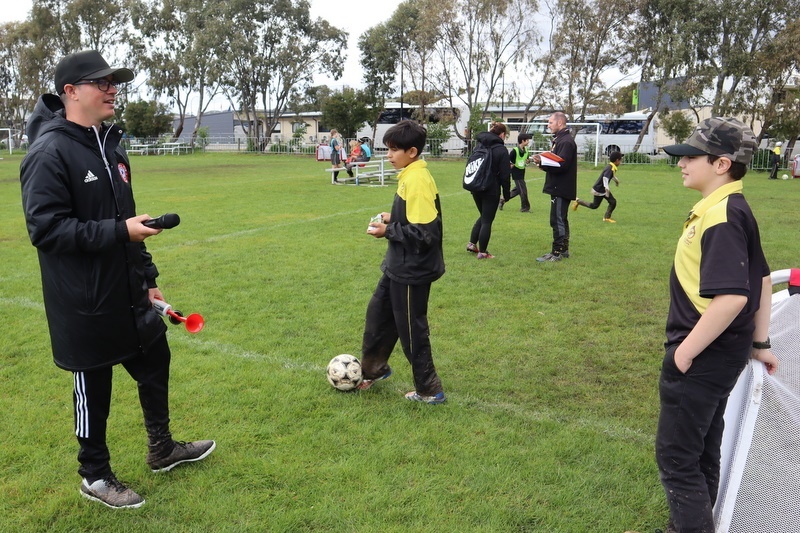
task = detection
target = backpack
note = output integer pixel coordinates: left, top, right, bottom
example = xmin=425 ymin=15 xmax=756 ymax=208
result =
xmin=463 ymin=142 xmax=494 ymax=191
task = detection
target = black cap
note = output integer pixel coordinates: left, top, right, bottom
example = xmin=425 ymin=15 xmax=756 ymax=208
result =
xmin=55 ymin=50 xmax=134 ymax=95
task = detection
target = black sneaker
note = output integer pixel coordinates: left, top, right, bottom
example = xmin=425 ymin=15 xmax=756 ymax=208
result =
xmin=536 ymin=253 xmax=562 ymax=262
xmin=80 ymin=474 xmax=145 ymax=509
xmin=147 ymin=440 xmax=216 ymax=473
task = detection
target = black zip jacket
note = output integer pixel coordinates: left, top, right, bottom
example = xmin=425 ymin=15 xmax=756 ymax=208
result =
xmin=20 ymin=94 xmax=166 ymax=371
xmin=382 ymin=160 xmax=445 ymax=285
xmin=542 ymin=128 xmax=578 ymax=200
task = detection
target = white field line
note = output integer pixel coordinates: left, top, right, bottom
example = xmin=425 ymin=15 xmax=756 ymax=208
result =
xmin=0 ymin=296 xmax=44 ymax=311
xmin=167 ymin=332 xmax=652 ymax=445
xmin=154 ymin=189 xmax=468 ymax=251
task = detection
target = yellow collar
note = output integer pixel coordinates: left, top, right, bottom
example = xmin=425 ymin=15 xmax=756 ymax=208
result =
xmin=685 ymin=180 xmax=743 ymax=227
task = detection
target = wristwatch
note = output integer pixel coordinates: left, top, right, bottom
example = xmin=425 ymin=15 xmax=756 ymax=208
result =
xmin=752 ymin=338 xmax=771 ymax=350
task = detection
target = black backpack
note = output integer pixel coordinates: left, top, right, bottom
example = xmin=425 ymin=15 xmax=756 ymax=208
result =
xmin=463 ymin=142 xmax=494 ymax=191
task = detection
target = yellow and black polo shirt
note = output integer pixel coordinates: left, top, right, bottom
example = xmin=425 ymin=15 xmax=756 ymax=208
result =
xmin=666 ymin=181 xmax=770 ymax=350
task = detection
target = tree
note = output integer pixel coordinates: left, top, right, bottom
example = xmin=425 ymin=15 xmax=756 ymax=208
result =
xmin=123 ymin=100 xmax=173 ymax=139
xmin=219 ymin=0 xmax=346 ymax=147
xmin=739 ymin=17 xmax=800 ymax=144
xmin=431 ymin=0 xmax=540 ymax=141
xmin=321 ymin=88 xmax=371 ymax=138
xmin=546 ymin=0 xmax=635 ymax=120
xmin=65 ymin=0 xmax=130 ymax=56
xmin=624 ymin=0 xmax=707 ymax=152
xmin=129 ymin=0 xmax=227 ymax=143
xmin=358 ymin=22 xmax=400 ymax=143
xmin=288 ymin=85 xmax=334 ymax=114
xmin=0 ymin=22 xmax=33 ymax=141
xmin=659 ymin=109 xmax=694 ymax=143
xmin=700 ymin=0 xmax=799 ymax=117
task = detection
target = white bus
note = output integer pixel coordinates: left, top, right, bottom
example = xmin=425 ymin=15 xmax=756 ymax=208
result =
xmin=356 ymin=102 xmax=468 ymax=154
xmin=525 ymin=112 xmax=659 ymax=157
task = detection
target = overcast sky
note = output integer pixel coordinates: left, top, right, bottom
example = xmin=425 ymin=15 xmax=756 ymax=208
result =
xmin=1 ymin=1 xmax=634 ymax=111
xmin=0 ymin=0 xmax=395 ymax=99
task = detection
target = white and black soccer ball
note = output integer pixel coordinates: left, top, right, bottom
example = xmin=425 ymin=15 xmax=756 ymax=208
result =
xmin=326 ymin=354 xmax=363 ymax=391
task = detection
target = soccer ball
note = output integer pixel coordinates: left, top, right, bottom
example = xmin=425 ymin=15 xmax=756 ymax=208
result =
xmin=326 ymin=354 xmax=363 ymax=391
xmin=782 ymin=174 xmax=789 ymax=180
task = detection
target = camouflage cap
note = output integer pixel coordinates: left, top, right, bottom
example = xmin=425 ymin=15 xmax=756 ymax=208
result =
xmin=663 ymin=117 xmax=757 ymax=165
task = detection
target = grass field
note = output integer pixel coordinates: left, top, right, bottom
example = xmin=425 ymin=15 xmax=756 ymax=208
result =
xmin=1 ymin=152 xmax=797 ymax=532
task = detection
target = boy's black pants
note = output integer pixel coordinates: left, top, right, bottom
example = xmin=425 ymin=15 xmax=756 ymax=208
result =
xmin=508 ymin=179 xmax=530 ymax=210
xmin=656 ymin=343 xmax=748 ymax=533
xmin=361 ymin=273 xmax=443 ymax=396
xmin=73 ymin=335 xmax=172 ymax=481
xmin=578 ymin=193 xmax=616 ymax=218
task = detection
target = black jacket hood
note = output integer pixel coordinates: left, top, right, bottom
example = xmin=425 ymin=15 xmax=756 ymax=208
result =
xmin=27 ymin=94 xmax=67 ymax=145
xmin=476 ymin=131 xmax=505 ymax=147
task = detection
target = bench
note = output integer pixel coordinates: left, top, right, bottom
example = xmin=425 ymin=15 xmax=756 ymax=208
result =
xmin=129 ymin=143 xmax=158 ymax=155
xmin=157 ymin=142 xmax=193 ymax=155
xmin=323 ymin=154 xmax=428 ymax=186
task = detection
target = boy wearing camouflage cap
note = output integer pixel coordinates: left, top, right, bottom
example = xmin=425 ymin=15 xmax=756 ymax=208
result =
xmin=656 ymin=118 xmax=779 ymax=532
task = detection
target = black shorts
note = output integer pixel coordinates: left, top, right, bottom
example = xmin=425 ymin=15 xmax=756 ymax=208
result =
xmin=331 ymin=149 xmax=341 ymax=165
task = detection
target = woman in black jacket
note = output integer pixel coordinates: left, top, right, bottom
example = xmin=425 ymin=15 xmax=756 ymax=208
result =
xmin=466 ymin=123 xmax=511 ymax=259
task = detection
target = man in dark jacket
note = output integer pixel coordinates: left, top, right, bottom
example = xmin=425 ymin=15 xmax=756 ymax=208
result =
xmin=20 ymin=50 xmax=214 ymax=509
xmin=532 ymin=111 xmax=578 ymax=262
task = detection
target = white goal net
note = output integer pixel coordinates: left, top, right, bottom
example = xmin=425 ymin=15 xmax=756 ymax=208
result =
xmin=715 ymin=269 xmax=800 ymax=532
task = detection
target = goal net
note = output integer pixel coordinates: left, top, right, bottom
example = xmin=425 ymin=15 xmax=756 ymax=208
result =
xmin=715 ymin=269 xmax=800 ymax=532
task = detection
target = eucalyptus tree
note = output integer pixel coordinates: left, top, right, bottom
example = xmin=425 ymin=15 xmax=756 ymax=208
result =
xmin=624 ymin=0 xmax=707 ymax=152
xmin=219 ymin=0 xmax=345 ymax=147
xmin=358 ymin=23 xmax=398 ymax=142
xmin=320 ymin=87 xmax=372 ymax=139
xmin=0 ymin=22 xmax=32 ymax=139
xmin=699 ymin=0 xmax=799 ymax=117
xmin=66 ymin=0 xmax=130 ymax=56
xmin=431 ymin=0 xmax=540 ymax=141
xmin=358 ymin=0 xmax=446 ymax=141
xmin=129 ymin=0 xmax=227 ymax=142
xmin=545 ymin=0 xmax=635 ymax=120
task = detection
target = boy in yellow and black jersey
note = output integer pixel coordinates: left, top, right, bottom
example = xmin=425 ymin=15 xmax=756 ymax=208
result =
xmin=655 ymin=118 xmax=778 ymax=533
xmin=359 ymin=121 xmax=445 ymax=404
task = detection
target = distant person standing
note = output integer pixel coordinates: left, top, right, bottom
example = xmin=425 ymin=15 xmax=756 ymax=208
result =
xmin=572 ymin=151 xmax=622 ymax=223
xmin=20 ymin=50 xmax=215 ymax=509
xmin=500 ymin=132 xmax=532 ymax=212
xmin=330 ymin=128 xmax=344 ymax=184
xmin=769 ymin=141 xmax=781 ymax=180
xmin=532 ymin=111 xmax=577 ymax=262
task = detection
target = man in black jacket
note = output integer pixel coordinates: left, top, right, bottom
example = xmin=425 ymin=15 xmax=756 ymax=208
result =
xmin=20 ymin=50 xmax=214 ymax=509
xmin=532 ymin=111 xmax=578 ymax=262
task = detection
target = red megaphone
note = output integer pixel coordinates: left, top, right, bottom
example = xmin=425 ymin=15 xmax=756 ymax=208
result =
xmin=152 ymin=299 xmax=205 ymax=333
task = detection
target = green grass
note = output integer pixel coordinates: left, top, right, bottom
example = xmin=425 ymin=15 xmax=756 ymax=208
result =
xmin=1 ymin=152 xmax=797 ymax=532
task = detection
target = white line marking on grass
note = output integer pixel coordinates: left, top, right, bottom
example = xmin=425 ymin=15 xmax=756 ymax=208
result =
xmin=0 ymin=296 xmax=44 ymax=311
xmin=157 ymin=190 xmax=467 ymax=250
xmin=169 ymin=333 xmax=652 ymax=445
xmin=172 ymin=334 xmax=324 ymax=372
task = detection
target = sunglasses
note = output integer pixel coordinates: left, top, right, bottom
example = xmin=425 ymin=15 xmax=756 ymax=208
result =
xmin=72 ymin=79 xmax=122 ymax=93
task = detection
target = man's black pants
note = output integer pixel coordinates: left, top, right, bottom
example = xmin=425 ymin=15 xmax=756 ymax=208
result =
xmin=549 ymin=195 xmax=570 ymax=255
xmin=73 ymin=335 xmax=172 ymax=481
